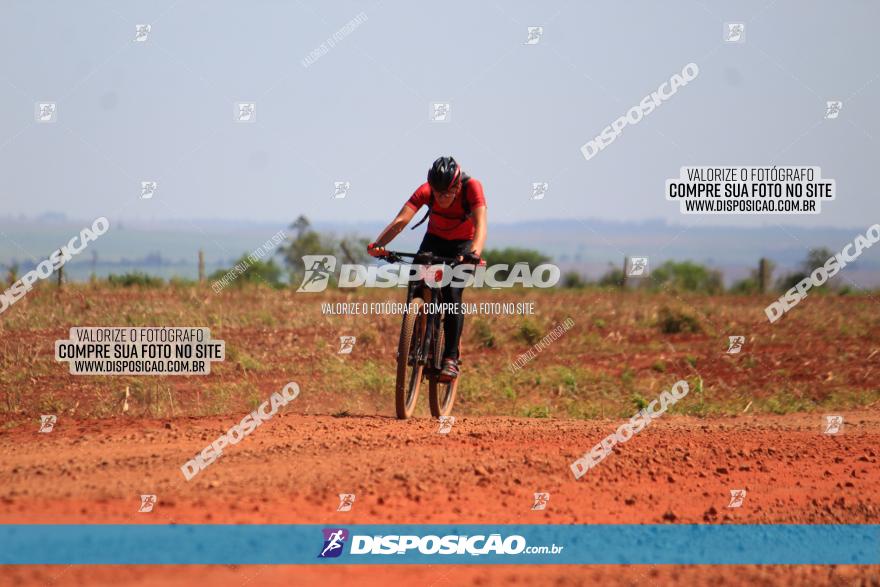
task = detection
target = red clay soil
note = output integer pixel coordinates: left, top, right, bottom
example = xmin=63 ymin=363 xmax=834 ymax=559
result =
xmin=1 ymin=411 xmax=878 ymax=586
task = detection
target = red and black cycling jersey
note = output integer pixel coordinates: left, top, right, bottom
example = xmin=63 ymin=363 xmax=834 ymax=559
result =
xmin=405 ymin=178 xmax=486 ymax=241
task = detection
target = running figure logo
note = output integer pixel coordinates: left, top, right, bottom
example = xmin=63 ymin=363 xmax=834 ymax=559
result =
xmin=531 ymin=182 xmax=548 ymax=200
xmin=140 ymin=181 xmax=157 ymax=200
xmin=138 ymin=494 xmax=157 ymax=513
xmin=727 ymin=489 xmax=746 ymax=508
xmin=134 ymin=24 xmax=151 ymax=42
xmin=318 ymin=528 xmax=349 ymax=558
xmin=338 ymin=336 xmax=356 ymax=354
xmin=628 ymin=257 xmax=648 ymax=276
xmin=824 ymin=101 xmax=842 ymax=120
xmin=823 ymin=415 xmax=844 ymax=435
xmin=39 ymin=415 xmax=57 ymax=433
xmin=36 ymin=102 xmax=57 ymax=123
xmin=297 ymin=255 xmax=337 ymax=292
xmin=524 ymin=26 xmax=543 ymax=45
xmin=333 ymin=181 xmax=351 ymax=199
xmin=430 ymin=102 xmax=450 ymax=122
xmin=437 ymin=415 xmax=455 ymax=434
xmin=235 ymin=102 xmax=256 ymax=122
xmin=337 ymin=493 xmax=355 ymax=512
xmin=727 ymin=336 xmax=745 ymax=354
xmin=724 ymin=23 xmax=745 ymax=43
xmin=531 ymin=492 xmax=550 ymax=510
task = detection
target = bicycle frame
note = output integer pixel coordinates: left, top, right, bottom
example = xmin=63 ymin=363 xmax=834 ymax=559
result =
xmin=411 ymin=282 xmax=444 ymax=372
xmin=384 ymin=250 xmax=466 ymax=418
xmin=385 ymin=251 xmax=463 ymax=373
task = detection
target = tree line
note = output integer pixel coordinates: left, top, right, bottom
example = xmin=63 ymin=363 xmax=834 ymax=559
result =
xmin=7 ymin=215 xmax=863 ymax=295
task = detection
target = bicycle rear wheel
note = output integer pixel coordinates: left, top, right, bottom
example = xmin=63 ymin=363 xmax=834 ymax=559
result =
xmin=428 ymin=318 xmax=459 ymax=417
xmin=395 ymin=297 xmax=426 ymax=419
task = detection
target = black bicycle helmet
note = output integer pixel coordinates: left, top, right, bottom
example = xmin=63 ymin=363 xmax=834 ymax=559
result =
xmin=427 ymin=156 xmax=461 ymax=191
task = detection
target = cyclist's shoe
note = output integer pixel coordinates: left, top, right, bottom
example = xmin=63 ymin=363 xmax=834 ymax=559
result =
xmin=438 ymin=357 xmax=460 ymax=382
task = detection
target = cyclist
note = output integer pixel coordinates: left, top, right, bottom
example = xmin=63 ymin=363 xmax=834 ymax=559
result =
xmin=367 ymin=156 xmax=487 ymax=381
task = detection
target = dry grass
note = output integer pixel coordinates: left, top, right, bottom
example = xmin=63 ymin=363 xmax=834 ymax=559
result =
xmin=1 ymin=282 xmax=878 ymax=419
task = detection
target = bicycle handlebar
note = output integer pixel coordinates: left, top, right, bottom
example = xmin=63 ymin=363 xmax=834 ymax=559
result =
xmin=379 ymin=250 xmax=464 ymax=265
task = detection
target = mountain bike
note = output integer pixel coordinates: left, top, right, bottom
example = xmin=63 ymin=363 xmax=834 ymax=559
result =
xmin=379 ymin=251 xmax=462 ymax=419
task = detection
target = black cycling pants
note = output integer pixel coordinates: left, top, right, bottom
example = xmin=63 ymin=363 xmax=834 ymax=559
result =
xmin=416 ymin=233 xmax=472 ymax=361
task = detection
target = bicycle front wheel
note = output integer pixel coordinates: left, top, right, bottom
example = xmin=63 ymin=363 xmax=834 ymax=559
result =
xmin=395 ymin=297 xmax=426 ymax=419
xmin=428 ymin=320 xmax=459 ymax=417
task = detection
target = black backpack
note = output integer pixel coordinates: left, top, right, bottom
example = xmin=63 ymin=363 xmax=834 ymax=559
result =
xmin=411 ymin=174 xmax=472 ymax=231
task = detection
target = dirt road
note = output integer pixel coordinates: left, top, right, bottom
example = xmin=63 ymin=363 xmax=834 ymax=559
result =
xmin=1 ymin=410 xmax=878 ymax=585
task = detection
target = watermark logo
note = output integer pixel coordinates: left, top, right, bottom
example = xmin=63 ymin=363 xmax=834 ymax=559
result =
xmin=430 ymin=102 xmax=451 ymax=122
xmin=235 ymin=102 xmax=256 ymax=123
xmin=666 ymin=166 xmax=836 ymax=215
xmin=35 ymin=102 xmax=57 ymax=123
xmin=1 ymin=217 xmax=110 ymax=316
xmin=727 ymin=489 xmax=746 ymax=508
xmin=212 ymin=230 xmax=287 ymax=294
xmin=823 ymin=414 xmax=844 ymax=435
xmin=531 ymin=182 xmax=548 ymax=200
xmin=509 ymin=318 xmax=575 ymax=374
xmin=724 ymin=23 xmax=745 ymax=43
xmin=141 ymin=181 xmax=157 ymax=200
xmin=318 ymin=528 xmax=349 ymax=558
xmin=134 ymin=24 xmax=151 ymax=42
xmin=297 ymin=255 xmax=337 ymax=292
xmin=824 ymin=101 xmax=842 ymax=120
xmin=56 ymin=327 xmax=224 ymax=375
xmin=524 ymin=26 xmax=543 ymax=45
xmin=39 ymin=415 xmax=57 ymax=433
xmin=333 ymin=181 xmax=351 ymax=199
xmin=338 ymin=336 xmax=356 ymax=354
xmin=337 ymin=493 xmax=355 ymax=512
xmin=765 ymin=224 xmax=880 ymax=323
xmin=531 ymin=492 xmax=549 ymax=510
xmin=138 ymin=494 xmax=157 ymax=512
xmin=571 ymin=380 xmax=689 ymax=478
xmin=727 ymin=336 xmax=745 ymax=354
xmin=302 ymin=12 xmax=368 ymax=68
xmin=181 ymin=382 xmax=300 ymax=480
xmin=438 ymin=415 xmax=455 ymax=434
xmin=297 ymin=256 xmax=560 ymax=290
xmin=348 ymin=533 xmax=543 ymax=556
xmin=581 ymin=63 xmax=698 ymax=161
xmin=627 ymin=257 xmax=649 ymax=276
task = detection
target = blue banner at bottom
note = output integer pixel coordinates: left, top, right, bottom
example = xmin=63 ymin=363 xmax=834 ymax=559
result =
xmin=0 ymin=524 xmax=877 ymax=565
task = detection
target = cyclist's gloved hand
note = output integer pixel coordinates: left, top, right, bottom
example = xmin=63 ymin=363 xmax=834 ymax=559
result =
xmin=367 ymin=242 xmax=386 ymax=258
xmin=463 ymin=251 xmax=484 ymax=266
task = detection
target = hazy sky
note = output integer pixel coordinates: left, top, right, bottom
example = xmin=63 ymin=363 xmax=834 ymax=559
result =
xmin=1 ymin=0 xmax=878 ymax=229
